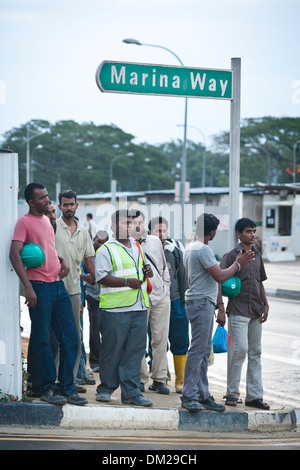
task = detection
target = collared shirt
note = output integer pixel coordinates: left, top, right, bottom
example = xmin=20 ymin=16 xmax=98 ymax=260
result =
xmin=164 ymin=240 xmax=186 ymax=303
xmin=95 ymin=236 xmax=146 ymax=312
xmin=219 ymin=243 xmax=267 ymax=319
xmin=55 ymin=217 xmax=95 ymax=295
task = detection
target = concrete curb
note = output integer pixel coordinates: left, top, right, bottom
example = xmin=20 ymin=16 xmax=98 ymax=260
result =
xmin=265 ymin=288 xmax=300 ymax=300
xmin=0 ymin=402 xmax=297 ymax=433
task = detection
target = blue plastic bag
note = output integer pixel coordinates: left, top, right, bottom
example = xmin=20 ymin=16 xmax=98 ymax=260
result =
xmin=212 ymin=324 xmax=228 ymax=353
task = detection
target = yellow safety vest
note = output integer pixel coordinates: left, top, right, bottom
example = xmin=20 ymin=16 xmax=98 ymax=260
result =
xmin=99 ymin=242 xmax=149 ymax=309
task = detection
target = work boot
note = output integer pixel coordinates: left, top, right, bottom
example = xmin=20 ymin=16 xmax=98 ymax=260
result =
xmin=149 ymin=380 xmax=170 ymax=395
xmin=173 ymin=355 xmax=187 ymax=393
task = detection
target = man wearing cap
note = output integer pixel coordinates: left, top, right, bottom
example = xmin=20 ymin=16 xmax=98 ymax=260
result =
xmin=218 ymin=217 xmax=269 ymax=410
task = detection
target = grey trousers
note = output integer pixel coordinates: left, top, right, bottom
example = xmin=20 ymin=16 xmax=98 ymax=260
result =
xmin=227 ymin=314 xmax=263 ymax=402
xmin=70 ymin=293 xmax=82 ymax=380
xmin=181 ymin=298 xmax=215 ymax=403
xmin=140 ymin=295 xmax=171 ymax=384
xmin=97 ymin=309 xmax=148 ymax=401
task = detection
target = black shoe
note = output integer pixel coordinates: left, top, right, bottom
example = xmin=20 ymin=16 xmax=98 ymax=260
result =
xmin=84 ymin=377 xmax=96 ymax=385
xmin=41 ymin=387 xmax=67 ymax=406
xmin=122 ymin=395 xmax=153 ymax=407
xmin=181 ymin=400 xmax=204 ymax=412
xmin=76 ymin=383 xmax=87 ymax=393
xmin=200 ymin=395 xmax=225 ymax=412
xmin=65 ymin=393 xmax=88 ymax=406
xmin=149 ymin=381 xmax=170 ymax=395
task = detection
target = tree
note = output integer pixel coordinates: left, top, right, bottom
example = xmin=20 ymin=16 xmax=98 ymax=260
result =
xmin=2 ymin=116 xmax=300 ymax=199
xmin=211 ymin=117 xmax=300 ymax=185
xmin=1 ymin=120 xmax=173 ymax=199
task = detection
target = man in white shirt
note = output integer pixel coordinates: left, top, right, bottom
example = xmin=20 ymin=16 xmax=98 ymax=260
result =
xmin=85 ymin=213 xmax=97 ymax=239
xmin=130 ymin=210 xmax=171 ymax=395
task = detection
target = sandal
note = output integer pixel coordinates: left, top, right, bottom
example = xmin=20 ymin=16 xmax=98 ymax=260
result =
xmin=225 ymin=397 xmax=237 ymax=407
xmin=245 ymin=399 xmax=270 ymax=410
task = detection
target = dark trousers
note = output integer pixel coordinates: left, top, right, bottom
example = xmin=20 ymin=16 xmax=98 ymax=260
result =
xmin=86 ymin=295 xmax=101 ymax=369
xmin=169 ymin=298 xmax=189 ymax=355
xmin=97 ymin=309 xmax=147 ymax=401
xmin=28 ymin=280 xmax=78 ymax=396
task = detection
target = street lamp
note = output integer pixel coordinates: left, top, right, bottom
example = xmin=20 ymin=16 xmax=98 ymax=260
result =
xmin=25 ymin=124 xmax=46 ymax=185
xmin=123 ymin=38 xmax=188 ymax=243
xmin=30 ymin=144 xmax=43 ymax=182
xmin=110 ymin=152 xmax=134 ymax=207
xmin=178 ymin=124 xmax=206 ymax=187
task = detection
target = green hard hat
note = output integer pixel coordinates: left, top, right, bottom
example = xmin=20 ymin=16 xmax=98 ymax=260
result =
xmin=222 ymin=276 xmax=241 ymax=298
xmin=20 ymin=243 xmax=45 ymax=268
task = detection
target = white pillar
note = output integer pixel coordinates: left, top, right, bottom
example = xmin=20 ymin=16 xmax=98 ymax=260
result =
xmin=0 ymin=151 xmax=22 ymax=399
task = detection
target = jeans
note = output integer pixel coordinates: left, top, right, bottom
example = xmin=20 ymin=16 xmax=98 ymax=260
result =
xmin=227 ymin=314 xmax=263 ymax=402
xmin=181 ymin=298 xmax=215 ymax=403
xmin=28 ymin=280 xmax=78 ymax=396
xmin=169 ymin=298 xmax=189 ymax=356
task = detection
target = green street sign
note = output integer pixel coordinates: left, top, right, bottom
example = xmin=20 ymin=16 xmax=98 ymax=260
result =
xmin=96 ymin=61 xmax=232 ymax=100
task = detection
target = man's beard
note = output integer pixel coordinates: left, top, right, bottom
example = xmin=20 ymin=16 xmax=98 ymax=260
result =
xmin=63 ymin=210 xmax=74 ymax=219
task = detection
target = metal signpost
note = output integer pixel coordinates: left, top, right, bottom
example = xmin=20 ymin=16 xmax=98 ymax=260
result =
xmin=96 ymin=58 xmax=241 ymax=249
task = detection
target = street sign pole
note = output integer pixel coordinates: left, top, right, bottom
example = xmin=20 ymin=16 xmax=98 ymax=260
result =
xmin=229 ymin=58 xmax=241 ymax=249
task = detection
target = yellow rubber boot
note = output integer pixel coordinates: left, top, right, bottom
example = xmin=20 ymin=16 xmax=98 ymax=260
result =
xmin=173 ymin=355 xmax=187 ymax=393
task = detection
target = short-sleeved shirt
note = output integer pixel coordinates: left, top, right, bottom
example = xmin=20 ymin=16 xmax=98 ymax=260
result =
xmin=183 ymin=240 xmax=218 ymax=304
xmin=12 ymin=213 xmax=61 ymax=282
xmin=95 ymin=237 xmax=146 ymax=312
xmin=55 ymin=217 xmax=95 ymax=295
xmin=220 ymin=243 xmax=267 ymax=318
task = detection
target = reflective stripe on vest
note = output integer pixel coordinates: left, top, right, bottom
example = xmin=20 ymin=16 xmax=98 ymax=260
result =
xmin=99 ymin=242 xmax=149 ymax=309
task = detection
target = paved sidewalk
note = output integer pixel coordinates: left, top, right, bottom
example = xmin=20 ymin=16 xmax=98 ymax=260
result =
xmin=1 ymin=259 xmax=299 ymax=432
xmin=0 ymin=364 xmax=297 ymax=432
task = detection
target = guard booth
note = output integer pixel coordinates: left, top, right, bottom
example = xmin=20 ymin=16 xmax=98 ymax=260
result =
xmin=262 ymin=186 xmax=300 ymax=262
xmin=0 ymin=150 xmax=22 ymax=399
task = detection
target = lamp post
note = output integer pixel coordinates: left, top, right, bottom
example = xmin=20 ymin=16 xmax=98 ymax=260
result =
xmin=110 ymin=152 xmax=134 ymax=207
xmin=30 ymin=144 xmax=43 ymax=182
xmin=178 ymin=124 xmax=206 ymax=187
xmin=123 ymin=38 xmax=188 ymax=243
xmin=25 ymin=124 xmax=45 ymax=185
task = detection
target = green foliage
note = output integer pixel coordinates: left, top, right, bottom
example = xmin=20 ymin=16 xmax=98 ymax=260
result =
xmin=215 ymin=117 xmax=300 ymax=185
xmin=2 ymin=116 xmax=300 ymax=199
xmin=1 ymin=120 xmax=173 ymax=200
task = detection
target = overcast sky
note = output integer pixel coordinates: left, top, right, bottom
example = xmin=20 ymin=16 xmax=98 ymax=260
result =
xmin=1 ymin=0 xmax=299 ymax=148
